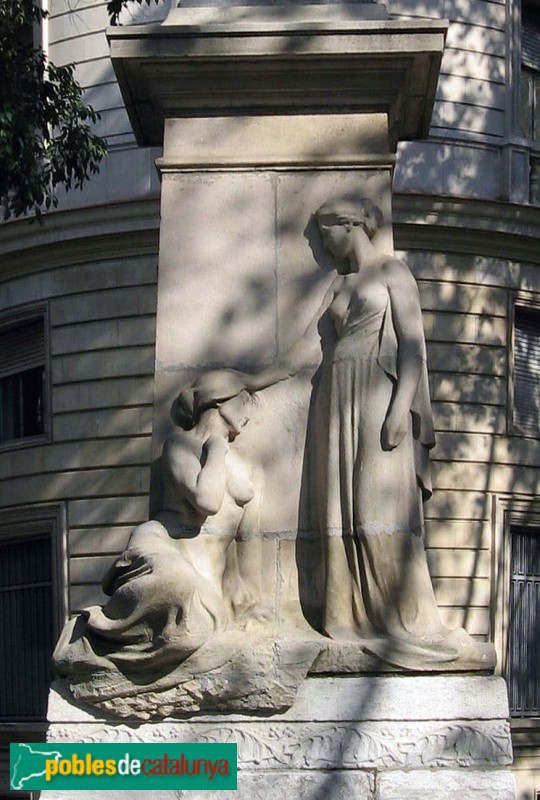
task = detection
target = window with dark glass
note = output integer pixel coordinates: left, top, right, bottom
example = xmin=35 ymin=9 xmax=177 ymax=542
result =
xmin=507 ymin=525 xmax=540 ymax=716
xmin=0 ymin=316 xmax=46 ymax=445
xmin=0 ymin=507 xmax=63 ymax=798
xmin=520 ymin=0 xmax=540 ymax=142
xmin=513 ymin=305 xmax=540 ymax=433
xmin=0 ymin=532 xmax=55 ymax=721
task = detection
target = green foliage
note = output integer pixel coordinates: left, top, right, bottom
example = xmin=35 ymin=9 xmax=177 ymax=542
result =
xmin=0 ymin=0 xmax=107 ymax=220
xmin=107 ymin=0 xmax=162 ymax=26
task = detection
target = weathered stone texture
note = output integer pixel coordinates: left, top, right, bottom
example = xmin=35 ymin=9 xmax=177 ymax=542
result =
xmin=42 ymin=770 xmax=374 ymax=800
xmin=43 ymin=677 xmax=515 ymax=799
xmin=378 ymin=769 xmax=517 ymax=800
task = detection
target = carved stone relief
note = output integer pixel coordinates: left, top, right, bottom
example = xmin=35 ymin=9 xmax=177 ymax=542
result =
xmin=54 ymin=371 xmax=322 ymax=716
xmin=49 ymin=720 xmax=512 ymax=770
xmin=53 ymin=190 xmax=495 ymax=718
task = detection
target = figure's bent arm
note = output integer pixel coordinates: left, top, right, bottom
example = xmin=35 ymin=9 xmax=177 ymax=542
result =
xmin=162 ymin=434 xmax=228 ymax=516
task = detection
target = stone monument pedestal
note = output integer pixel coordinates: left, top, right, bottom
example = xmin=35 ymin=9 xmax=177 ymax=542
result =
xmin=38 ymin=8 xmax=516 ymax=800
xmin=43 ymin=675 xmax=515 ymax=800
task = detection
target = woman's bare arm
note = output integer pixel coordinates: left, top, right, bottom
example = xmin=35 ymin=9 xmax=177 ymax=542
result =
xmin=241 ymin=276 xmax=340 ymax=393
xmin=382 ymin=259 xmax=425 ymax=450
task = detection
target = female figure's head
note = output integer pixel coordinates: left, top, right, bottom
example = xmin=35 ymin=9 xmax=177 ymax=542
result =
xmin=172 ymin=370 xmax=255 ymax=438
xmin=315 ymin=197 xmax=384 ymax=263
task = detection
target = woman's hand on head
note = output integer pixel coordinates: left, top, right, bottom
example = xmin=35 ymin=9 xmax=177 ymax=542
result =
xmin=193 ymin=369 xmax=248 ymax=408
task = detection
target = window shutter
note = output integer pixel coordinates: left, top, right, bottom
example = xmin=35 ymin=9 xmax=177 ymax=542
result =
xmin=507 ymin=526 xmax=540 ymax=716
xmin=0 ymin=319 xmax=45 ymax=380
xmin=514 ymin=307 xmax=540 ymax=432
xmin=522 ymin=24 xmax=540 ymax=71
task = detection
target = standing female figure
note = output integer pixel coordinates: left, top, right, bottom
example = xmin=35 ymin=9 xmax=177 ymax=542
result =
xmin=312 ymin=198 xmax=446 ymax=648
xmin=194 ymin=196 xmax=476 ymax=660
xmin=172 ymin=198 xmax=493 ymax=665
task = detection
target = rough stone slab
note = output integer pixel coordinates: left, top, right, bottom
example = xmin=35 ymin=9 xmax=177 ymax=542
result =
xmin=378 ymin=769 xmax=517 ymax=800
xmin=57 ymin=629 xmax=323 ymax=719
xmin=48 ymin=675 xmax=510 ymax=723
xmin=41 ymin=770 xmax=375 ymax=800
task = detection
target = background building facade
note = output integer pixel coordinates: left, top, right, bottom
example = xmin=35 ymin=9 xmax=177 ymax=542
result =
xmin=0 ymin=0 xmax=539 ymax=796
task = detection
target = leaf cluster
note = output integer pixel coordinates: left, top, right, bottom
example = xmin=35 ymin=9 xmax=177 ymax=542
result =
xmin=107 ymin=0 xmax=162 ymax=26
xmin=0 ymin=0 xmax=107 ymax=220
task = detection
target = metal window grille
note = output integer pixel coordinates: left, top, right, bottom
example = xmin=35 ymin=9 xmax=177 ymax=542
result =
xmin=507 ymin=525 xmax=540 ymax=715
xmin=0 ymin=533 xmax=54 ymax=720
xmin=513 ymin=306 xmax=540 ymax=433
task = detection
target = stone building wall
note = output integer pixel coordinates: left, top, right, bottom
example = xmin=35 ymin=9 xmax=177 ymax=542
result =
xmin=0 ymin=206 xmax=159 ymax=613
xmin=44 ymin=0 xmax=513 ymax=208
xmin=402 ymin=245 xmax=539 ymax=633
xmin=391 ymin=0 xmax=509 ymax=199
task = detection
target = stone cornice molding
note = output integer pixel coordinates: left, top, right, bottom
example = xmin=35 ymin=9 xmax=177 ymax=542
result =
xmin=107 ymin=7 xmax=448 ymax=150
xmin=1 ymin=195 xmax=538 ymax=280
xmin=0 ymin=200 xmax=160 ymax=280
xmin=393 ymin=193 xmax=540 ymax=262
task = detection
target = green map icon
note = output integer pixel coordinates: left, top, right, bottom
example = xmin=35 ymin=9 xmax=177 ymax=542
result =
xmin=11 ymin=743 xmax=63 ymax=790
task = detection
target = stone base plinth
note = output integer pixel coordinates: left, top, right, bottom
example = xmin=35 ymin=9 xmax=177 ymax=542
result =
xmin=41 ymin=675 xmax=516 ymax=799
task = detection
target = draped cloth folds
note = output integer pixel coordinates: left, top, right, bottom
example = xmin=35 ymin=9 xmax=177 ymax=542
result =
xmin=317 ymin=288 xmax=453 ymax=651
